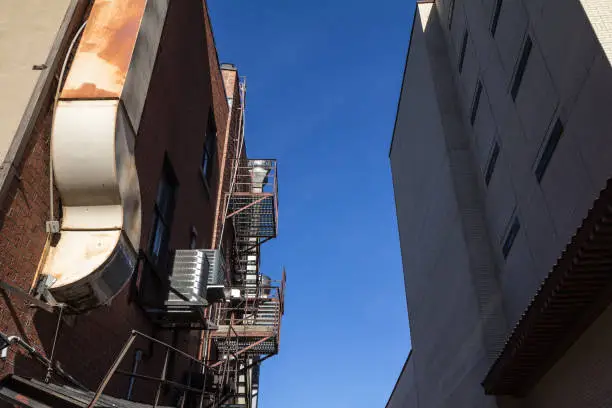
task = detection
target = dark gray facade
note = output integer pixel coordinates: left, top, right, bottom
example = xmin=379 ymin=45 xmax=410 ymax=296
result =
xmin=389 ymin=1 xmax=612 ymax=407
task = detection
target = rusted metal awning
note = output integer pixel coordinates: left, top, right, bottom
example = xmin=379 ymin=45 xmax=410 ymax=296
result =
xmin=483 ymin=179 xmax=612 ymax=396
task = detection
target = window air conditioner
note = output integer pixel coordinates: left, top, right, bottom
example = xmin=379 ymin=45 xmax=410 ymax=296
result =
xmin=202 ymin=249 xmax=229 ymax=302
xmin=166 ymin=250 xmax=209 ymax=306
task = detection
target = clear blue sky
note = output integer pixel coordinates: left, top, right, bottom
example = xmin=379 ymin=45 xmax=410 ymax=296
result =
xmin=208 ymin=1 xmax=415 ymax=406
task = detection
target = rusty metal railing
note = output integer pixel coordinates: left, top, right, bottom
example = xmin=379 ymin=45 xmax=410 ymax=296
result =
xmin=87 ymin=330 xmax=214 ymax=408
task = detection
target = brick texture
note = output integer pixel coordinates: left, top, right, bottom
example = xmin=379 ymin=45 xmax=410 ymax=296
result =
xmin=0 ymin=0 xmax=233 ymax=404
xmin=581 ymin=0 xmax=612 ymax=64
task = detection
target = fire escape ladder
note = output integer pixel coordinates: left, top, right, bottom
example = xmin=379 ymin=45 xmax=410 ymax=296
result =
xmin=210 ymin=275 xmax=285 ymax=359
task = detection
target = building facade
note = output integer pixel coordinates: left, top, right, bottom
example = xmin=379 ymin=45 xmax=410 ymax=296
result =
xmin=389 ymin=0 xmax=612 ymax=407
xmin=0 ymin=1 xmax=284 ymax=407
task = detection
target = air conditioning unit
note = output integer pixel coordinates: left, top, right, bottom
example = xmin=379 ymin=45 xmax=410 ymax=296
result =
xmin=166 ymin=250 xmax=209 ymax=306
xmin=202 ymin=249 xmax=229 ymax=302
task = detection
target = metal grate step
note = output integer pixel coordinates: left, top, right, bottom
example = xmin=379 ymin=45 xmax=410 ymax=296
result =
xmin=0 ymin=375 xmax=175 ymax=408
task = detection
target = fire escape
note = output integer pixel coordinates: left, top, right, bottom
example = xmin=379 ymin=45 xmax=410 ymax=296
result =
xmin=203 ymin=76 xmax=284 ymax=407
xmin=0 ymin=79 xmax=284 ymax=408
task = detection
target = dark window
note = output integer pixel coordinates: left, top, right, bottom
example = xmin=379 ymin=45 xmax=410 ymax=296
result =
xmin=459 ymin=30 xmax=469 ymax=73
xmin=189 ymin=226 xmax=198 ymax=249
xmin=484 ymin=141 xmax=500 ymax=186
xmin=535 ymin=118 xmax=564 ymax=183
xmin=502 ymin=216 xmax=520 ymax=259
xmin=470 ymin=81 xmax=483 ymax=125
xmin=491 ymin=0 xmax=503 ymax=36
xmin=448 ymin=0 xmax=456 ymax=28
xmin=201 ymin=110 xmax=217 ymax=185
xmin=510 ymin=36 xmax=533 ymax=101
xmin=149 ymin=159 xmax=177 ymax=268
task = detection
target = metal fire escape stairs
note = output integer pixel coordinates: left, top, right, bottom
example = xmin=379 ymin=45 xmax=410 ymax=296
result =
xmin=204 ymin=77 xmax=283 ymax=407
xmin=206 ymin=157 xmax=283 ymax=408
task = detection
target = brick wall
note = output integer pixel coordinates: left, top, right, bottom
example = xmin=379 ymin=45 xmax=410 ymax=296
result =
xmin=581 ymin=0 xmax=612 ymax=64
xmin=0 ymin=0 xmax=234 ymax=404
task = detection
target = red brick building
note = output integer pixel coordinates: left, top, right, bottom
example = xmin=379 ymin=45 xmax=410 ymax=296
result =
xmin=0 ymin=1 xmax=282 ymax=407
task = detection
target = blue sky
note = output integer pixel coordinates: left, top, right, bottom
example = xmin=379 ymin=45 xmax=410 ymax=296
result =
xmin=208 ymin=1 xmax=415 ymax=406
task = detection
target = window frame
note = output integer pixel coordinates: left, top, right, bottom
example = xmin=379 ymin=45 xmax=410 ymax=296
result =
xmin=502 ymin=214 xmax=521 ymax=259
xmin=470 ymin=80 xmax=483 ymax=126
xmin=201 ymin=109 xmax=217 ymax=189
xmin=484 ymin=141 xmax=500 ymax=186
xmin=490 ymin=0 xmax=503 ymax=37
xmin=510 ymin=35 xmax=533 ymax=101
xmin=149 ymin=158 xmax=178 ymax=268
xmin=189 ymin=226 xmax=198 ymax=250
xmin=535 ymin=118 xmax=564 ymax=183
xmin=458 ymin=29 xmax=469 ymax=73
xmin=448 ymin=0 xmax=456 ymax=29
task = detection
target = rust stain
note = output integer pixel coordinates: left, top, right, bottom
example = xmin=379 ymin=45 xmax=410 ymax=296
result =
xmin=60 ymin=82 xmax=121 ymax=99
xmin=61 ymin=0 xmax=147 ymax=100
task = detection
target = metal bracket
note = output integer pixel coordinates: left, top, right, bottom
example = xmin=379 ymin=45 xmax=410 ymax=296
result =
xmin=0 ymin=280 xmax=55 ymax=314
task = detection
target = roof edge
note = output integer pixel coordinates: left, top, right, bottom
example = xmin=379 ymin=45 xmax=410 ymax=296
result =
xmin=385 ymin=349 xmax=413 ymax=408
xmin=0 ymin=0 xmax=88 ymax=206
xmin=388 ymin=2 xmax=431 ymax=159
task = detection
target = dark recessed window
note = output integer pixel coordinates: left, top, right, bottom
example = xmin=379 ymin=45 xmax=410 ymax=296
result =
xmin=448 ymin=0 xmax=456 ymax=28
xmin=491 ymin=0 xmax=503 ymax=37
xmin=510 ymin=35 xmax=533 ymax=101
xmin=535 ymin=118 xmax=564 ymax=183
xmin=149 ymin=159 xmax=178 ymax=268
xmin=189 ymin=226 xmax=198 ymax=249
xmin=502 ymin=215 xmax=520 ymax=259
xmin=470 ymin=81 xmax=483 ymax=125
xmin=484 ymin=141 xmax=500 ymax=186
xmin=201 ymin=110 xmax=217 ymax=186
xmin=459 ymin=30 xmax=469 ymax=73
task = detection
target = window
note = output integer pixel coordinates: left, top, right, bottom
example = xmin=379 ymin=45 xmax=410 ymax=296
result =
xmin=535 ymin=118 xmax=564 ymax=183
xmin=502 ymin=215 xmax=520 ymax=259
xmin=149 ymin=159 xmax=177 ymax=268
xmin=201 ymin=110 xmax=217 ymax=185
xmin=484 ymin=141 xmax=500 ymax=186
xmin=491 ymin=0 xmax=503 ymax=36
xmin=458 ymin=30 xmax=468 ymax=73
xmin=448 ymin=0 xmax=456 ymax=28
xmin=510 ymin=35 xmax=533 ymax=101
xmin=189 ymin=226 xmax=198 ymax=249
xmin=470 ymin=81 xmax=483 ymax=125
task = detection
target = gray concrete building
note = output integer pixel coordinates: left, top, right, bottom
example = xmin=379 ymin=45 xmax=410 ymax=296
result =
xmin=388 ymin=0 xmax=612 ymax=407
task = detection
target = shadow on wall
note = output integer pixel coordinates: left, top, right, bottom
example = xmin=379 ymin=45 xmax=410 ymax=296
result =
xmin=11 ymin=294 xmax=196 ymax=405
xmin=9 ymin=295 xmax=163 ymax=403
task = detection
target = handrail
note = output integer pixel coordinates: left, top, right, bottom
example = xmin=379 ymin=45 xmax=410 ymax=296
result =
xmin=0 ymin=335 xmax=87 ymax=390
xmin=87 ymin=330 xmax=214 ymax=408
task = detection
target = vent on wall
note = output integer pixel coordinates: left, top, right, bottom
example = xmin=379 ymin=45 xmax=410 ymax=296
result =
xmin=202 ymin=249 xmax=228 ymax=302
xmin=167 ymin=250 xmax=210 ymax=305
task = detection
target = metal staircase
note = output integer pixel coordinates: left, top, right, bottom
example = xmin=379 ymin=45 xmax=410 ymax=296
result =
xmin=227 ymin=160 xmax=277 ymax=239
xmin=213 ymin=298 xmax=281 ymax=356
xmin=0 ymin=375 xmax=175 ymax=408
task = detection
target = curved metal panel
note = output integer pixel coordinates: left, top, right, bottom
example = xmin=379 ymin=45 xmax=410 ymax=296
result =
xmin=39 ymin=0 xmax=170 ymax=311
xmin=43 ymin=99 xmax=141 ymax=310
xmin=60 ymin=0 xmax=147 ymax=99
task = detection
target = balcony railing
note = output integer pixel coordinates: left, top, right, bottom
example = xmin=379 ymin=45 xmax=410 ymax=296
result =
xmin=226 ymin=159 xmax=278 ymax=242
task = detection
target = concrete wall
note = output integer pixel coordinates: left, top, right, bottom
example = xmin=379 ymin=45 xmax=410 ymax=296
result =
xmin=580 ymin=0 xmax=612 ymax=64
xmin=430 ymin=0 xmax=612 ymax=331
xmin=0 ymin=0 xmax=74 ymax=164
xmin=390 ymin=3 xmax=504 ymax=407
xmin=386 ymin=354 xmax=418 ymax=408
xmin=0 ymin=0 xmax=233 ymax=403
xmin=390 ymin=0 xmax=612 ymax=406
